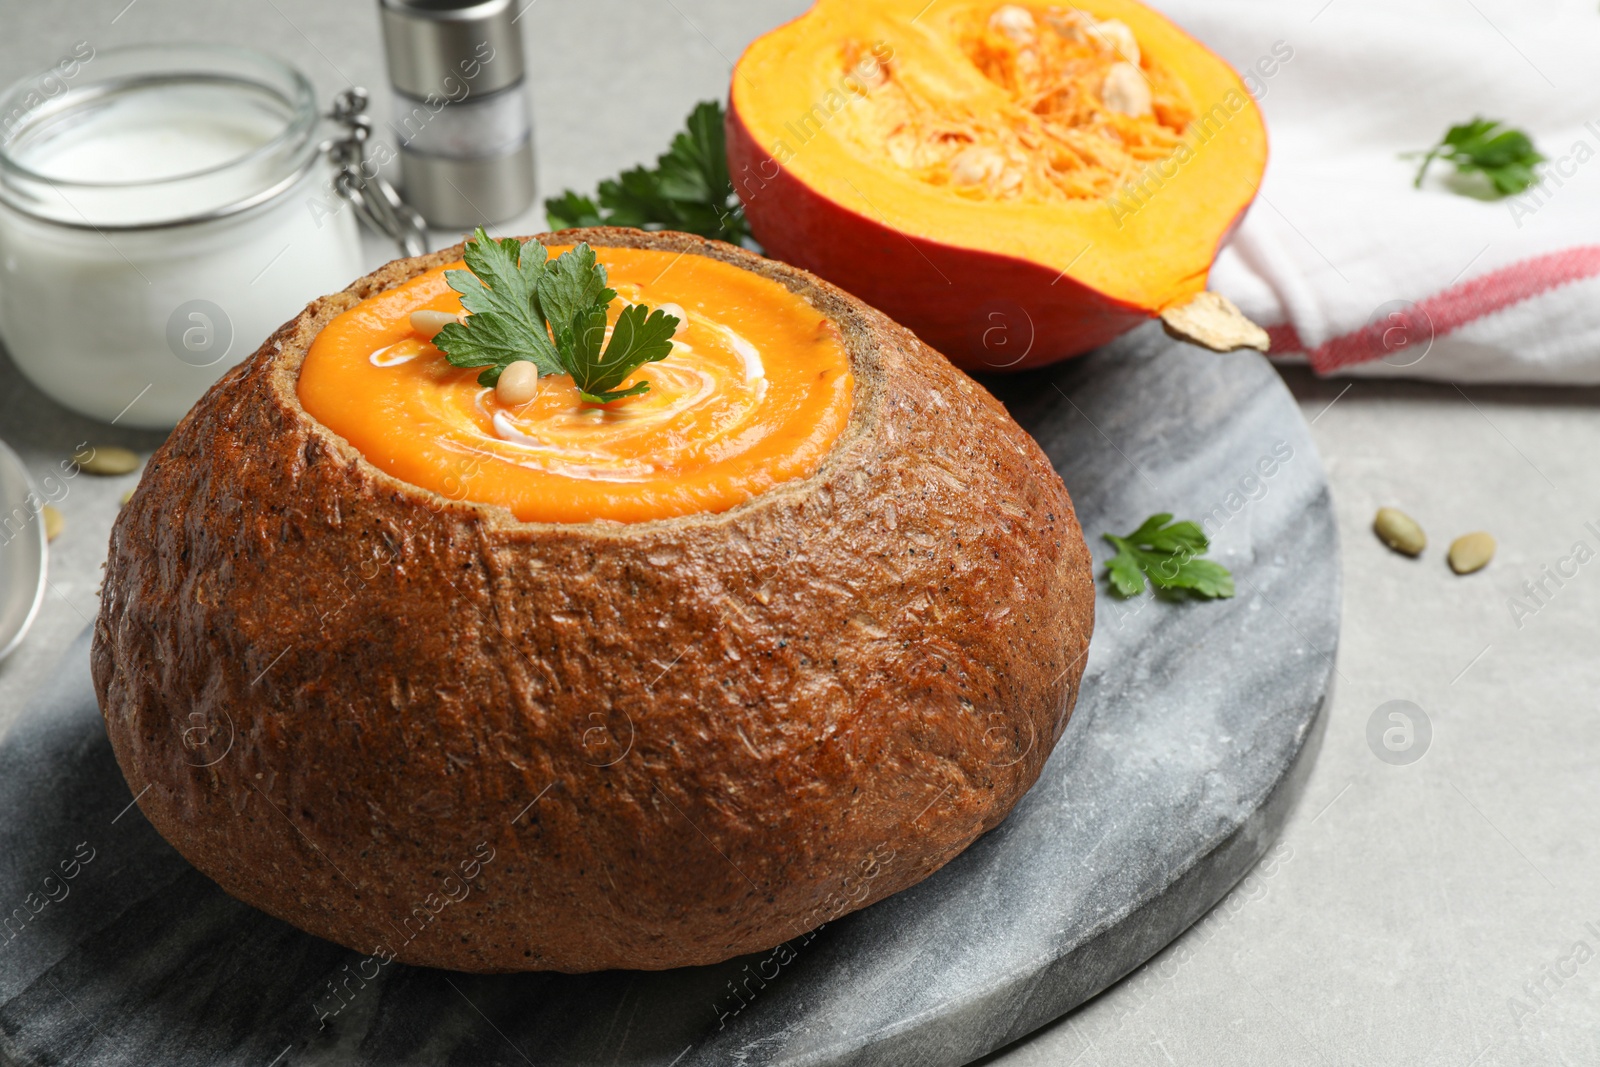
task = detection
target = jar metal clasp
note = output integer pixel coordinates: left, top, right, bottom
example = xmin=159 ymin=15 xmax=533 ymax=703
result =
xmin=323 ymin=88 xmax=429 ymax=259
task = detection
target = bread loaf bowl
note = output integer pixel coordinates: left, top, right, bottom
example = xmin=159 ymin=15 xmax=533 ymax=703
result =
xmin=91 ymin=227 xmax=1095 ymax=972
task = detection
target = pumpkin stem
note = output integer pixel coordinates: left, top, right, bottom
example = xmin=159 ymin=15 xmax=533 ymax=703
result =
xmin=1159 ymin=293 xmax=1270 ymax=353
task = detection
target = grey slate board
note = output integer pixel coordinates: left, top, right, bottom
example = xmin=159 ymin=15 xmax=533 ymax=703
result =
xmin=0 ymin=326 xmax=1339 ymax=1067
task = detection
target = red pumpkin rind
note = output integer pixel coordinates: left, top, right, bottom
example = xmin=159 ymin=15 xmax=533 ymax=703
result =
xmin=727 ymin=106 xmax=1148 ymax=371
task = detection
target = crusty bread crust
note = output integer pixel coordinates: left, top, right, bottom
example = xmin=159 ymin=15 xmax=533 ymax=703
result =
xmin=91 ymin=228 xmax=1095 ymax=972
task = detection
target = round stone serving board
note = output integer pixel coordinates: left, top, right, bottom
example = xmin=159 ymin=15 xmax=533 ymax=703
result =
xmin=0 ymin=326 xmax=1339 ymax=1067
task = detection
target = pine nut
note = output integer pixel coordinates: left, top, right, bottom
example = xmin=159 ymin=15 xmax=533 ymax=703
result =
xmin=410 ymin=309 xmax=464 ymax=340
xmin=43 ymin=504 xmax=64 ymax=542
xmin=495 ymin=361 xmax=540 ymax=405
xmin=656 ymin=302 xmax=689 ymax=336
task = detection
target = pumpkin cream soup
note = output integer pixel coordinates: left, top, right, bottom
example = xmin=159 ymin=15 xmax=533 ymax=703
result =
xmin=298 ymin=245 xmax=854 ymax=524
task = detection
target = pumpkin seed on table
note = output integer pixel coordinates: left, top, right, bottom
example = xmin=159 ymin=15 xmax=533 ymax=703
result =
xmin=1448 ymin=531 xmax=1496 ymax=574
xmin=73 ymin=445 xmax=139 ymax=476
xmin=42 ymin=504 xmax=64 ymax=542
xmin=1374 ymin=507 xmax=1426 ymax=557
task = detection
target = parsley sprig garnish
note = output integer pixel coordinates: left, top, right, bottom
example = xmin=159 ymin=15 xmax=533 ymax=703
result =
xmin=1410 ymin=117 xmax=1543 ymax=198
xmin=545 ymin=101 xmax=749 ymax=244
xmin=434 ymin=228 xmax=678 ymax=404
xmin=1103 ymin=513 xmax=1235 ymax=600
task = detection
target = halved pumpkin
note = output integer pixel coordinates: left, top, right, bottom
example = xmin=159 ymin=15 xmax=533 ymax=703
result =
xmin=727 ymin=0 xmax=1267 ymax=369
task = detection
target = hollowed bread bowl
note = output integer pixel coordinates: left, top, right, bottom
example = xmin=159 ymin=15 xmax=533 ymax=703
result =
xmin=91 ymin=227 xmax=1095 ymax=972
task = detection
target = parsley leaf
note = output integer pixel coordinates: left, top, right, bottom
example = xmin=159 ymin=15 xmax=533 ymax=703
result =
xmin=1410 ymin=117 xmax=1544 ymax=198
xmin=435 ymin=312 xmax=556 ymax=386
xmin=1102 ymin=513 xmax=1235 ymax=600
xmin=436 ymin=232 xmax=562 ymax=383
xmin=545 ymin=100 xmax=750 ymax=244
xmin=573 ymin=303 xmax=678 ymax=403
xmin=455 ymin=231 xmax=547 ymax=329
xmin=536 ymin=242 xmax=616 ymax=334
xmin=433 ymin=228 xmax=679 ymax=402
xmin=544 ymin=191 xmax=604 ymax=229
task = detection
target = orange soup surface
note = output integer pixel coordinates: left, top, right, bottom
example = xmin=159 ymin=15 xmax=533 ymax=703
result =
xmin=298 ymin=246 xmax=854 ymax=524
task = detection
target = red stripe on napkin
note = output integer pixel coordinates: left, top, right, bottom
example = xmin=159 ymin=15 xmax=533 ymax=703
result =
xmin=1268 ymin=245 xmax=1600 ymax=373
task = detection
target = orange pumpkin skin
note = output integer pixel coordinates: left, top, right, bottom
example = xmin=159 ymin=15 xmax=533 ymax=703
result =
xmin=726 ymin=0 xmax=1268 ymax=370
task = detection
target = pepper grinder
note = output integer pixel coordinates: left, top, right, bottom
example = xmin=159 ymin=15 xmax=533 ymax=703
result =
xmin=378 ymin=0 xmax=536 ymax=227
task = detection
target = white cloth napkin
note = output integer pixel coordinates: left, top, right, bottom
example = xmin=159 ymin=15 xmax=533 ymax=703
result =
xmin=1154 ymin=0 xmax=1600 ymax=384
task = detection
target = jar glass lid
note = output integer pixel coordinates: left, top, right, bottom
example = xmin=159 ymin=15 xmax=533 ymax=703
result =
xmin=0 ymin=44 xmax=319 ymax=230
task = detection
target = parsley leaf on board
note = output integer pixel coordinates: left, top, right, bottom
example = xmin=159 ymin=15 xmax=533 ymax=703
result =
xmin=1102 ymin=513 xmax=1235 ymax=600
xmin=433 ymin=228 xmax=680 ymax=403
xmin=545 ymin=100 xmax=750 ymax=244
xmin=1410 ymin=117 xmax=1544 ymax=198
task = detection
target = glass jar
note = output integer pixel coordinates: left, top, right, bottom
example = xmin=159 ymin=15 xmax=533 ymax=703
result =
xmin=0 ymin=45 xmax=365 ymax=429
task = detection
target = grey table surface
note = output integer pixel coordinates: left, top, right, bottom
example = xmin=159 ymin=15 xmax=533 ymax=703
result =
xmin=1 ymin=1 xmax=1597 ymax=1065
